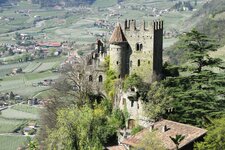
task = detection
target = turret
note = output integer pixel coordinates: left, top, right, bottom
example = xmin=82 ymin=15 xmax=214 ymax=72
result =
xmin=109 ymin=23 xmax=130 ymax=78
xmin=153 ymin=20 xmax=163 ymax=81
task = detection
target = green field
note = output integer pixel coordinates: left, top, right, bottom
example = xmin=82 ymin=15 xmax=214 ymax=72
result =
xmin=0 ymin=62 xmax=28 ymax=77
xmin=0 ymin=0 xmax=206 ymax=45
xmin=0 ymin=135 xmax=27 ymax=150
xmin=12 ymin=104 xmax=40 ymax=114
xmin=0 ymin=56 xmax=64 ymax=97
xmin=1 ymin=108 xmax=38 ymax=120
xmin=0 ymin=118 xmax=24 ymax=133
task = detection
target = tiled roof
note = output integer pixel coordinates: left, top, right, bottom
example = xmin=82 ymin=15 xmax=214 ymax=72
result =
xmin=122 ymin=119 xmax=207 ymax=150
xmin=37 ymin=42 xmax=61 ymax=47
xmin=106 ymin=145 xmax=126 ymax=150
xmin=109 ymin=23 xmax=127 ymax=44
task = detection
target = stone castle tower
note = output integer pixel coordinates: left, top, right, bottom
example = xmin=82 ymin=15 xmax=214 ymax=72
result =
xmin=109 ymin=19 xmax=163 ymax=83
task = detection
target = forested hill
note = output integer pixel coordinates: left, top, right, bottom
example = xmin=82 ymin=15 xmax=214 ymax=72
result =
xmin=186 ymin=0 xmax=225 ymax=45
xmin=167 ymin=0 xmax=225 ymax=64
xmin=31 ymin=0 xmax=97 ymax=7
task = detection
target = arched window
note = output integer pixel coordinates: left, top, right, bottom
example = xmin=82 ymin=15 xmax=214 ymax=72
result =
xmin=138 ymin=59 xmax=140 ymax=66
xmin=116 ymin=61 xmax=119 ymax=65
xmin=89 ymin=75 xmax=93 ymax=82
xmin=99 ymin=75 xmax=103 ymax=82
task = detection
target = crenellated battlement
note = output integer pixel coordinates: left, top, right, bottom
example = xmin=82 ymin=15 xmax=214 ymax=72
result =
xmin=153 ymin=20 xmax=163 ymax=30
xmin=124 ymin=19 xmax=163 ymax=31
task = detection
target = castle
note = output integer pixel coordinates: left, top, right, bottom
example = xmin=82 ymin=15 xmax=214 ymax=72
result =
xmin=83 ymin=20 xmax=207 ymax=150
xmin=84 ymin=19 xmax=163 ymax=128
xmin=109 ymin=19 xmax=163 ymax=82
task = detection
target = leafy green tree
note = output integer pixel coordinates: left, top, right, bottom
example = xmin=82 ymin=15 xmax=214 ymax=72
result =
xmin=195 ymin=118 xmax=225 ymax=150
xmin=181 ymin=29 xmax=221 ymax=73
xmin=26 ymin=137 xmax=39 ymax=150
xmin=104 ymin=69 xmax=117 ymax=99
xmin=123 ymin=73 xmax=143 ymax=91
xmin=163 ymin=30 xmax=225 ymax=126
xmin=143 ymin=82 xmax=172 ymax=121
xmin=47 ymin=100 xmax=123 ymax=150
xmin=164 ymin=73 xmax=225 ymax=126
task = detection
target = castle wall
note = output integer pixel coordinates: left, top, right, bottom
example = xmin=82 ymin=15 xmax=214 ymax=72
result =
xmin=118 ymin=90 xmax=150 ymax=128
xmin=124 ymin=20 xmax=162 ymax=83
xmin=109 ymin=43 xmax=130 ymax=78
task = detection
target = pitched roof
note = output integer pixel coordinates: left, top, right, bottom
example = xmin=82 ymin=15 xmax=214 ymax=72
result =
xmin=109 ymin=23 xmax=127 ymax=44
xmin=121 ymin=119 xmax=207 ymax=150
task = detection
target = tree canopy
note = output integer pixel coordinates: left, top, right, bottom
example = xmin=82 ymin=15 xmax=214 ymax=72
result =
xmin=195 ymin=118 xmax=225 ymax=150
xmin=144 ymin=30 xmax=225 ymax=127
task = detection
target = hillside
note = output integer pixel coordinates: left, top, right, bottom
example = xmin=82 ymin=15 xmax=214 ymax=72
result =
xmin=166 ymin=0 xmax=225 ymax=64
xmin=185 ymin=0 xmax=225 ymax=45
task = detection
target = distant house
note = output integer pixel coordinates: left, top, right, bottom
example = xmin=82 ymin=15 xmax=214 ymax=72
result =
xmin=28 ymin=122 xmax=37 ymax=129
xmin=108 ymin=120 xmax=207 ymax=150
xmin=23 ymin=127 xmax=32 ymax=136
xmin=37 ymin=42 xmax=62 ymax=48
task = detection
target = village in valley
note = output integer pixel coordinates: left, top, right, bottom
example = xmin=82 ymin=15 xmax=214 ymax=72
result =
xmin=0 ymin=0 xmax=225 ymax=150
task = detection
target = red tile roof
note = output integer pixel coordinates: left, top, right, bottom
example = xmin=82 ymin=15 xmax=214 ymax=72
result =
xmin=109 ymin=23 xmax=127 ymax=44
xmin=122 ymin=119 xmax=207 ymax=150
xmin=37 ymin=42 xmax=61 ymax=47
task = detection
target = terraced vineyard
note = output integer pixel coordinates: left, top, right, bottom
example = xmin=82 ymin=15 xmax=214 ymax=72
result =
xmin=33 ymin=62 xmax=57 ymax=72
xmin=23 ymin=62 xmax=42 ymax=73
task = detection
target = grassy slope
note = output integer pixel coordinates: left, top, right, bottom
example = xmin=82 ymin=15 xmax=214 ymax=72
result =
xmin=0 ymin=135 xmax=27 ymax=150
xmin=185 ymin=0 xmax=225 ymax=44
xmin=166 ymin=0 xmax=225 ymax=64
xmin=1 ymin=108 xmax=38 ymax=120
xmin=0 ymin=118 xmax=24 ymax=133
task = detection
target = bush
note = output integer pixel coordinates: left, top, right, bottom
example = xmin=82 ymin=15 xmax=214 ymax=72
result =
xmin=123 ymin=74 xmax=143 ymax=91
xmin=131 ymin=125 xmax=143 ymax=135
xmin=28 ymin=128 xmax=36 ymax=135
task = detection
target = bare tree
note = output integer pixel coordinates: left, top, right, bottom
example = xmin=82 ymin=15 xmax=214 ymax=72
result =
xmin=38 ymin=57 xmax=104 ymax=148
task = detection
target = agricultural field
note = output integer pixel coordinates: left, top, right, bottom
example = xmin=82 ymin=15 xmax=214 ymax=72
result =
xmin=1 ymin=108 xmax=38 ymax=120
xmin=12 ymin=104 xmax=40 ymax=114
xmin=23 ymin=62 xmax=42 ymax=73
xmin=0 ymin=56 xmax=65 ymax=97
xmin=0 ymin=135 xmax=27 ymax=150
xmin=0 ymin=0 xmax=206 ymax=46
xmin=0 ymin=62 xmax=28 ymax=77
xmin=0 ymin=104 xmax=40 ymax=149
xmin=0 ymin=118 xmax=25 ymax=133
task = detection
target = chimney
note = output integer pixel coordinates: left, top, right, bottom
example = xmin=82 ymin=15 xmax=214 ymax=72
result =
xmin=162 ymin=125 xmax=167 ymax=132
xmin=149 ymin=124 xmax=154 ymax=132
